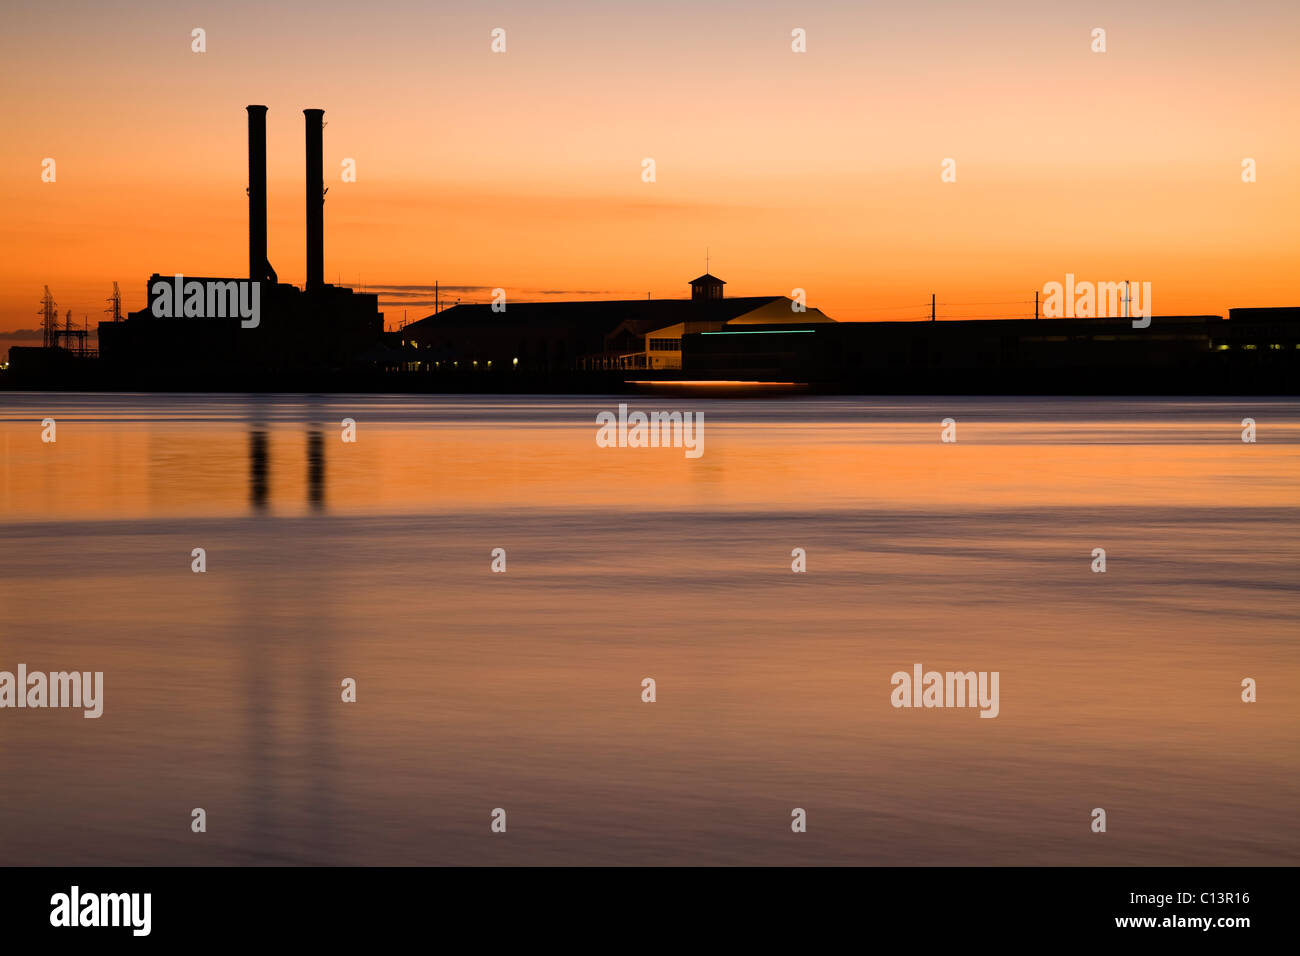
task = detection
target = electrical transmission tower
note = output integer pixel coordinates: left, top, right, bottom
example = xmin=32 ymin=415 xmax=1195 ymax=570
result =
xmin=106 ymin=281 xmax=123 ymax=323
xmin=39 ymin=286 xmax=57 ymax=347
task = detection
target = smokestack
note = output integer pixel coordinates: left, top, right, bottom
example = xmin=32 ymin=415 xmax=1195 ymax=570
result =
xmin=246 ymin=106 xmax=269 ymax=283
xmin=304 ymin=108 xmax=325 ymax=291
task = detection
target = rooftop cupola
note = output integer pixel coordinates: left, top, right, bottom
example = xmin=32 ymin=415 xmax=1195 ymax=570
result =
xmin=689 ymin=273 xmax=725 ymax=301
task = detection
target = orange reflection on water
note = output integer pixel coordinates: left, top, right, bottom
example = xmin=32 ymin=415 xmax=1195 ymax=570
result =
xmin=3 ymin=415 xmax=1299 ymax=520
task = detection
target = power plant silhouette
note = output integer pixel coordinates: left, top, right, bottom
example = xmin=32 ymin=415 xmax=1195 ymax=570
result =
xmin=89 ymin=105 xmax=383 ymax=379
xmin=5 ymin=103 xmax=1298 ymax=394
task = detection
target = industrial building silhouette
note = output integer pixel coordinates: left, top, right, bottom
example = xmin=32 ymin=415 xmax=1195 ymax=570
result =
xmin=92 ymin=105 xmax=382 ymax=375
xmin=5 ymin=103 xmax=1298 ymax=394
xmin=395 ymin=275 xmax=835 ymax=374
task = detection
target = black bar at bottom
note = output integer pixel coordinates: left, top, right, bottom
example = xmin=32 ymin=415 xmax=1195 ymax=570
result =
xmin=0 ymin=866 xmax=1285 ymax=943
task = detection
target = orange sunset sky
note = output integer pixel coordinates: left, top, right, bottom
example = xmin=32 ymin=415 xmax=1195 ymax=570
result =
xmin=1 ymin=0 xmax=1297 ymax=348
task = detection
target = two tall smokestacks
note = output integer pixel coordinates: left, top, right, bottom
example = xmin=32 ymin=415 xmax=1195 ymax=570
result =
xmin=245 ymin=104 xmax=325 ymax=290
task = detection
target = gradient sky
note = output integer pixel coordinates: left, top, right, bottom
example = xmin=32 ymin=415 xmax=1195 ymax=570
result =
xmin=1 ymin=0 xmax=1297 ymax=343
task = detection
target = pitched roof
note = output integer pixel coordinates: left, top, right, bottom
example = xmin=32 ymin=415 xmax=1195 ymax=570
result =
xmin=404 ymin=296 xmax=782 ymax=337
xmin=688 ymin=273 xmax=726 ymax=285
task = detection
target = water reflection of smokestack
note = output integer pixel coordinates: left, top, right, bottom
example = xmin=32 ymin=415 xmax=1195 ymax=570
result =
xmin=307 ymin=429 xmax=325 ymax=511
xmin=302 ymin=400 xmax=337 ymax=859
xmin=250 ymin=430 xmax=269 ymax=510
xmin=240 ymin=401 xmax=276 ymax=862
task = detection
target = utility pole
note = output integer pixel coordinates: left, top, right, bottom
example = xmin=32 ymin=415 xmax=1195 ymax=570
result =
xmin=1035 ymin=290 xmax=1039 ymax=320
xmin=931 ymin=293 xmax=936 ymax=322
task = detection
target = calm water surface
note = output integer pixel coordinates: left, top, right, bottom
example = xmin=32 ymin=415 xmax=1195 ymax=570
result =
xmin=1 ymin=393 xmax=1297 ymax=865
